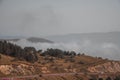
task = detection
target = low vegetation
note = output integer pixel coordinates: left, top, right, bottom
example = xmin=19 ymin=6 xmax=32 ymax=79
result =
xmin=0 ymin=40 xmax=120 ymax=80
xmin=0 ymin=41 xmax=38 ymax=62
xmin=0 ymin=40 xmax=81 ymax=63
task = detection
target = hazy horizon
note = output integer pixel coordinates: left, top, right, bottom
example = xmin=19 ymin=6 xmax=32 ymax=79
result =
xmin=8 ymin=32 xmax=120 ymax=60
xmin=0 ymin=0 xmax=120 ymax=37
xmin=0 ymin=0 xmax=120 ymax=60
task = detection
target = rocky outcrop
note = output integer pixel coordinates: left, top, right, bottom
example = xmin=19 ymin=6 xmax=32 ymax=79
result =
xmin=0 ymin=64 xmax=36 ymax=76
xmin=88 ymin=61 xmax=120 ymax=73
xmin=41 ymin=67 xmax=50 ymax=73
xmin=0 ymin=63 xmax=52 ymax=76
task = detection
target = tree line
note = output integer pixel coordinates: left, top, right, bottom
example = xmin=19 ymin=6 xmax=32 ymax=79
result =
xmin=0 ymin=41 xmax=38 ymax=62
xmin=41 ymin=48 xmax=80 ymax=58
xmin=0 ymin=40 xmax=85 ymax=62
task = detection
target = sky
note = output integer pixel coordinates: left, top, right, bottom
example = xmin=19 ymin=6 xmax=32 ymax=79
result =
xmin=0 ymin=0 xmax=120 ymax=37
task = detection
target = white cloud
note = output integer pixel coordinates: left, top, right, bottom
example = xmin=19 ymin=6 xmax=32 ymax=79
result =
xmin=10 ymin=39 xmax=120 ymax=60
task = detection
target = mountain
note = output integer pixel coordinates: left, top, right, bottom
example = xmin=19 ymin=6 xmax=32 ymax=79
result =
xmin=0 ymin=37 xmax=53 ymax=43
xmin=46 ymin=32 xmax=120 ymax=44
xmin=46 ymin=32 xmax=120 ymax=60
xmin=0 ymin=32 xmax=120 ymax=60
xmin=27 ymin=37 xmax=53 ymax=43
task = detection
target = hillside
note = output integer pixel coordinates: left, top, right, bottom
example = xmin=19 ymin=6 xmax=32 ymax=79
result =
xmin=0 ymin=41 xmax=120 ymax=80
xmin=0 ymin=53 xmax=120 ymax=80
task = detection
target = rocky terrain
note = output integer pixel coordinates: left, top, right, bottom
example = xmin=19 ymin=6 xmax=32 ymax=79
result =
xmin=0 ymin=53 xmax=120 ymax=80
xmin=0 ymin=41 xmax=120 ymax=80
xmin=0 ymin=64 xmax=35 ymax=75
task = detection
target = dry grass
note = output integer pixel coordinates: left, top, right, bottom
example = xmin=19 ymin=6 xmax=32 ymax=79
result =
xmin=0 ymin=53 xmax=111 ymax=80
xmin=0 ymin=54 xmax=14 ymax=65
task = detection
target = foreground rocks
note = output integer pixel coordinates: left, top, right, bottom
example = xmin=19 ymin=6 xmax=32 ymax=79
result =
xmin=88 ymin=61 xmax=120 ymax=73
xmin=0 ymin=64 xmax=36 ymax=76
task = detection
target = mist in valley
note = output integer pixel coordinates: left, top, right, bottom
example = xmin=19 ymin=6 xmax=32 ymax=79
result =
xmin=0 ymin=0 xmax=120 ymax=60
xmin=10 ymin=33 xmax=120 ymax=60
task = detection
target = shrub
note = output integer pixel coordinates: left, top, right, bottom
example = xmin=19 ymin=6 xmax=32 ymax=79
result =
xmin=0 ymin=54 xmax=1 ymax=59
xmin=0 ymin=41 xmax=38 ymax=63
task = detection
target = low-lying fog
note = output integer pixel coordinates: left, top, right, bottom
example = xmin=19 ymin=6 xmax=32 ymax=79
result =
xmin=0 ymin=0 xmax=120 ymax=60
xmin=10 ymin=38 xmax=120 ymax=60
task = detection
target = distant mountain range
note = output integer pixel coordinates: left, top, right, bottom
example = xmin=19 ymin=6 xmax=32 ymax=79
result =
xmin=46 ymin=31 xmax=120 ymax=44
xmin=0 ymin=32 xmax=120 ymax=60
xmin=1 ymin=31 xmax=119 ymax=44
xmin=45 ymin=31 xmax=120 ymax=60
xmin=0 ymin=37 xmax=53 ymax=43
xmin=27 ymin=37 xmax=53 ymax=43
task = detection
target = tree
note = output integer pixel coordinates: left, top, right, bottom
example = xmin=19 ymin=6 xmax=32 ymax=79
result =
xmin=114 ymin=75 xmax=120 ymax=80
xmin=0 ymin=41 xmax=38 ymax=63
xmin=37 ymin=49 xmax=42 ymax=53
xmin=0 ymin=54 xmax=1 ymax=59
xmin=24 ymin=47 xmax=38 ymax=62
xmin=25 ymin=52 xmax=38 ymax=62
xmin=98 ymin=78 xmax=103 ymax=80
xmin=42 ymin=48 xmax=64 ymax=58
xmin=106 ymin=77 xmax=111 ymax=80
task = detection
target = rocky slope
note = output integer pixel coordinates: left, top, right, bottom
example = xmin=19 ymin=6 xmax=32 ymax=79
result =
xmin=0 ymin=64 xmax=35 ymax=75
xmin=0 ymin=54 xmax=120 ymax=80
xmin=0 ymin=55 xmax=120 ymax=76
xmin=0 ymin=62 xmax=50 ymax=76
xmin=88 ymin=61 xmax=120 ymax=73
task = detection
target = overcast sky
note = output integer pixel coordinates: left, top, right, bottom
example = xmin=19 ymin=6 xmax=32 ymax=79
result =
xmin=0 ymin=0 xmax=120 ymax=37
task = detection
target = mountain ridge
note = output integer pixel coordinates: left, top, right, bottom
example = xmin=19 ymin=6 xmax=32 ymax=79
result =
xmin=0 ymin=37 xmax=53 ymax=43
xmin=46 ymin=31 xmax=120 ymax=43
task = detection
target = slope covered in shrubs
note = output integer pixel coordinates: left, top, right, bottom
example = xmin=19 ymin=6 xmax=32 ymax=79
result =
xmin=0 ymin=41 xmax=38 ymax=62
